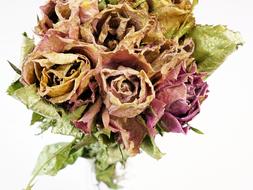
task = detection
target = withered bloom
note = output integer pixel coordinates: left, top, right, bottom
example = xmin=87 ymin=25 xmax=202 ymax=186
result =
xmin=81 ymin=3 xmax=151 ymax=50
xmin=35 ymin=0 xmax=99 ymax=39
xmin=98 ymin=50 xmax=155 ymax=118
xmin=95 ymin=50 xmax=155 ymax=155
xmin=147 ymin=63 xmax=208 ymax=135
xmin=21 ymin=31 xmax=99 ymax=104
xmin=139 ymin=38 xmax=195 ymax=75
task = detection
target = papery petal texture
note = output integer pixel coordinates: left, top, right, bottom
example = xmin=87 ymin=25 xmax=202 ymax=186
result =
xmin=97 ymin=50 xmax=155 ymax=118
xmin=22 ymin=32 xmax=99 ymax=104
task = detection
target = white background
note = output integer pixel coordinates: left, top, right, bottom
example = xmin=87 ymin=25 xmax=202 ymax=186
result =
xmin=0 ymin=0 xmax=253 ymax=190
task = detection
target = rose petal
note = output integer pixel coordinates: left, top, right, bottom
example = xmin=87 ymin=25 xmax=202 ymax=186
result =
xmin=99 ymin=66 xmax=155 ymax=118
xmin=161 ymin=112 xmax=187 ymax=134
xmin=74 ymin=98 xmax=102 ymax=134
xmin=101 ymin=50 xmax=154 ymax=76
xmin=167 ymin=99 xmax=190 ymax=117
xmin=110 ymin=116 xmax=147 ymax=155
xmin=146 ymin=98 xmax=166 ymax=136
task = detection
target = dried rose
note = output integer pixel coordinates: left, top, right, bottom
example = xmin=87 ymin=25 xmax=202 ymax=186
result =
xmin=97 ymin=50 xmax=155 ymax=118
xmin=35 ymin=0 xmax=99 ymax=39
xmin=147 ymin=0 xmax=196 ymax=39
xmin=21 ymin=31 xmax=99 ymax=104
xmin=147 ymin=63 xmax=208 ymax=135
xmin=80 ymin=3 xmax=151 ymax=50
xmin=139 ymin=38 xmax=195 ymax=75
xmin=68 ymin=42 xmax=155 ymax=139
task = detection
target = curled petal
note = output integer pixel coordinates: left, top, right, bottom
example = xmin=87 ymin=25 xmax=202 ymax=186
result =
xmin=35 ymin=0 xmax=99 ymax=39
xmin=79 ymin=0 xmax=99 ymax=23
xmin=99 ymin=65 xmax=155 ymax=118
xmin=160 ymin=112 xmax=189 ymax=134
xmin=151 ymin=62 xmax=208 ymax=134
xmin=74 ymin=98 xmax=102 ymax=133
xmin=139 ymin=38 xmax=195 ymax=77
xmin=80 ymin=3 xmax=150 ymax=50
xmin=101 ymin=50 xmax=154 ymax=76
xmin=69 ymin=80 xmax=98 ymax=111
xmin=22 ymin=32 xmax=99 ymax=104
xmin=110 ymin=116 xmax=147 ymax=155
xmin=35 ymin=30 xmax=70 ymax=53
xmin=102 ymin=108 xmax=119 ymax=133
xmin=146 ymin=99 xmax=166 ymax=136
xmin=149 ymin=0 xmax=195 ymax=38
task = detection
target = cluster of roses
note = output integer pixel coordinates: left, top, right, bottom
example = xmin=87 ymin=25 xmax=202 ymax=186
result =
xmin=21 ymin=0 xmax=208 ymax=155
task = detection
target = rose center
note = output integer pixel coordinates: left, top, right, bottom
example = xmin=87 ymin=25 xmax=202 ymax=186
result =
xmin=66 ymin=62 xmax=80 ymax=76
xmin=121 ymin=80 xmax=134 ymax=93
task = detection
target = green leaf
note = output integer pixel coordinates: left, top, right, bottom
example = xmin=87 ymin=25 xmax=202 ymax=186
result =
xmin=26 ymin=140 xmax=83 ymax=189
xmin=86 ymin=143 xmax=127 ymax=170
xmin=50 ymin=117 xmax=82 ymax=138
xmin=13 ymin=85 xmax=60 ymax=119
xmin=31 ymin=112 xmax=45 ymax=125
xmin=35 ymin=108 xmax=84 ymax=138
xmin=96 ymin=164 xmax=119 ymax=189
xmin=35 ymin=106 xmax=85 ymax=137
xmin=21 ymin=32 xmax=35 ymax=62
xmin=188 ymin=25 xmax=243 ymax=76
xmin=7 ymin=80 xmax=23 ymax=95
xmin=190 ymin=127 xmax=204 ymax=135
xmin=141 ymin=136 xmax=164 ymax=160
xmin=50 ymin=106 xmax=86 ymax=138
xmin=31 ymin=142 xmax=80 ymax=176
xmin=8 ymin=60 xmax=21 ymax=75
xmin=66 ymin=105 xmax=86 ymax=121
xmin=82 ymin=140 xmax=128 ymax=189
xmin=98 ymin=0 xmax=107 ymax=10
xmin=12 ymin=84 xmax=83 ymax=137
xmin=72 ymin=135 xmax=97 ymax=150
xmin=37 ymin=119 xmax=54 ymax=135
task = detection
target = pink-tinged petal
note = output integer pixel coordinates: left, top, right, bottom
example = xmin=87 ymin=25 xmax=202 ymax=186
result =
xmin=161 ymin=112 xmax=187 ymax=134
xmin=102 ymin=108 xmax=119 ymax=133
xmin=40 ymin=0 xmax=56 ymax=14
xmin=156 ymin=84 xmax=187 ymax=107
xmin=35 ymin=30 xmax=69 ymax=53
xmin=79 ymin=0 xmax=99 ymax=23
xmin=81 ymin=3 xmax=149 ymax=51
xmin=167 ymin=99 xmax=190 ymax=116
xmin=35 ymin=0 xmax=56 ymax=36
xmin=146 ymin=99 xmax=166 ymax=136
xmin=74 ymin=98 xmax=102 ymax=134
xmin=101 ymin=50 xmax=154 ymax=75
xmin=35 ymin=0 xmax=99 ymax=39
xmin=153 ymin=61 xmax=209 ymax=134
xmin=70 ymin=80 xmax=98 ymax=112
xmin=110 ymin=116 xmax=147 ymax=155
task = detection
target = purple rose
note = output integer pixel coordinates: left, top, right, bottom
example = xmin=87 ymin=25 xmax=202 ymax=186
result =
xmin=147 ymin=63 xmax=208 ymax=135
